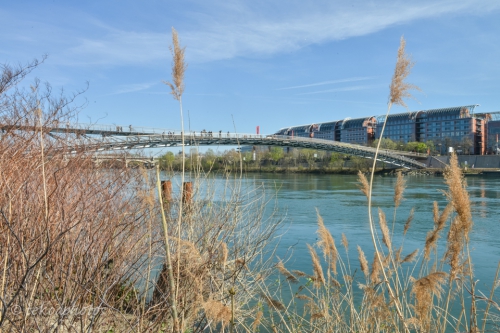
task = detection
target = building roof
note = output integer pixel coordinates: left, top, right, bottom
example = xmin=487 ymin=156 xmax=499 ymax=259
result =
xmin=342 ymin=116 xmax=376 ymax=129
xmin=376 ymin=105 xmax=480 ymax=124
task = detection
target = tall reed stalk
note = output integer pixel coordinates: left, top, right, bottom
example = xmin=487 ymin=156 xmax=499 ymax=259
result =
xmin=366 ymin=36 xmax=419 ymax=333
xmin=162 ymin=26 xmax=187 ymax=331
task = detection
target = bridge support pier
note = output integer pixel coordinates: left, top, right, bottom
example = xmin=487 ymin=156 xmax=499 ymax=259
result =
xmin=183 ymin=182 xmax=192 ymax=204
xmin=161 ymin=180 xmax=172 ymax=203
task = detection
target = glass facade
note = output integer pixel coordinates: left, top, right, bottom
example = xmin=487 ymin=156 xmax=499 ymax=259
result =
xmin=275 ymin=105 xmax=497 ymax=155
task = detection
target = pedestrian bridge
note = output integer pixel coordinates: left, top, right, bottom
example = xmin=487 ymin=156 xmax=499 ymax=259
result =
xmin=43 ymin=123 xmax=427 ymax=169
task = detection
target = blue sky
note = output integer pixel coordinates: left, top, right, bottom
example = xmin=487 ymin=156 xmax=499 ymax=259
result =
xmin=1 ymin=0 xmax=500 ymax=136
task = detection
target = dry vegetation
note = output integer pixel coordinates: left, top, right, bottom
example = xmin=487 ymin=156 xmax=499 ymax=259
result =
xmin=0 ymin=60 xmax=282 ymax=332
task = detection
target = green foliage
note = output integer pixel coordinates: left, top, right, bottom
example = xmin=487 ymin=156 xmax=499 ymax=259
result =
xmin=159 ymin=151 xmax=175 ymax=170
xmin=405 ymin=141 xmax=428 ymax=153
xmin=270 ymin=147 xmax=284 ymax=163
xmin=372 ymin=138 xmax=398 ymax=150
xmin=300 ymin=149 xmax=316 ymax=168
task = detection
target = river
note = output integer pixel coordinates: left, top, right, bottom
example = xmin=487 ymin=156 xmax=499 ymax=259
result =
xmin=240 ymin=173 xmax=500 ymax=293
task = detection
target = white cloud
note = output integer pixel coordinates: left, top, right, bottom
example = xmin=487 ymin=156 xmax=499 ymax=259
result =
xmin=278 ymin=77 xmax=374 ymax=90
xmin=65 ymin=32 xmax=168 ymax=66
xmin=9 ymin=0 xmax=499 ymax=67
xmin=179 ymin=0 xmax=500 ymax=62
xmin=111 ymin=82 xmax=158 ymax=95
xmin=298 ymin=85 xmax=378 ymax=95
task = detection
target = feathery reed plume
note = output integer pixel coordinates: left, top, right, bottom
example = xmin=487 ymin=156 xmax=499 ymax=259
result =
xmin=444 ymin=154 xmax=472 ymax=280
xmin=433 ymin=201 xmax=439 ymax=224
xmin=311 ymin=312 xmax=325 ymax=321
xmin=370 ymin=252 xmax=383 ymax=284
xmin=444 ymin=154 xmax=472 ymax=238
xmin=412 ymin=272 xmax=447 ymax=329
xmin=424 ymin=203 xmax=453 ymax=260
xmin=220 ymin=242 xmax=228 ymax=267
xmin=341 ymin=233 xmax=349 ymax=251
xmin=203 ymin=299 xmax=232 ymax=327
xmin=389 ymin=36 xmax=420 ymax=108
xmin=445 ymin=216 xmax=463 ymax=280
xmin=260 ymin=293 xmax=286 ymax=311
xmin=252 ymin=310 xmax=263 ymax=332
xmin=307 ymin=244 xmax=325 ymax=287
xmin=403 ymin=208 xmax=414 ymax=236
xmin=316 ymin=211 xmax=338 ymax=274
xmin=395 ymin=246 xmax=403 ymax=263
xmin=357 ymin=246 xmax=369 ymax=278
xmin=393 ymin=171 xmax=406 ymax=209
xmin=331 ymin=277 xmax=341 ymax=288
xmin=357 ymin=171 xmax=370 ymax=199
xmin=402 ymin=249 xmax=419 ymax=264
xmin=378 ymin=208 xmax=392 ymax=250
xmin=295 ymin=294 xmax=313 ymax=301
xmin=292 ymin=270 xmax=307 ymax=277
xmin=276 ymin=260 xmax=298 ymax=283
xmin=164 ymin=27 xmax=186 ymax=101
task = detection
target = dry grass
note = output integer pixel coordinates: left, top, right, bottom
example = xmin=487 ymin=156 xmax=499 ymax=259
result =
xmin=0 ymin=59 xmax=283 ymax=333
xmin=358 ymin=246 xmax=370 ymax=278
xmin=164 ymin=27 xmax=187 ymax=101
xmin=276 ymin=261 xmax=298 ymax=284
xmin=307 ymin=244 xmax=326 ymax=287
xmin=403 ymin=208 xmax=414 ymax=236
xmin=412 ymin=272 xmax=447 ymax=331
xmin=316 ymin=210 xmax=338 ymax=274
xmin=394 ymin=171 xmax=406 ymax=209
xmin=357 ymin=171 xmax=370 ymax=199
xmin=389 ymin=36 xmax=420 ymax=109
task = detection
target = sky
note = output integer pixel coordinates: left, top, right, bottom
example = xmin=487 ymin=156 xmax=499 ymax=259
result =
xmin=1 ymin=0 xmax=500 ymax=137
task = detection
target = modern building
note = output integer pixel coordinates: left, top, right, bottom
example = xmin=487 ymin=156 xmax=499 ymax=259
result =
xmin=275 ymin=105 xmax=500 ymax=155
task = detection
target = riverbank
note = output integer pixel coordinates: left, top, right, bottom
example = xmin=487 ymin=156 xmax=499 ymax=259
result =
xmin=227 ymin=165 xmax=500 ymax=177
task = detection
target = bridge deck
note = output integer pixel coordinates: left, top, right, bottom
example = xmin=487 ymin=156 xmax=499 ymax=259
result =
xmin=61 ymin=132 xmax=427 ymax=169
xmin=1 ymin=123 xmax=427 ymax=169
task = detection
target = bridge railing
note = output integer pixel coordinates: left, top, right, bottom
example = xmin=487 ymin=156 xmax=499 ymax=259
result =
xmin=60 ymin=123 xmax=177 ymax=135
xmin=70 ymin=132 xmax=426 ymax=168
xmin=66 ymin=127 xmax=426 ymax=156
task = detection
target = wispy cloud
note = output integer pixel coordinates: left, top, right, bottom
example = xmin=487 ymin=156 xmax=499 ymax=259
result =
xmin=111 ymin=82 xmax=158 ymax=95
xmin=4 ymin=0 xmax=500 ymax=67
xmin=298 ymin=85 xmax=377 ymax=95
xmin=179 ymin=0 xmax=500 ymax=63
xmin=278 ymin=77 xmax=374 ymax=90
xmin=65 ymin=32 xmax=168 ymax=66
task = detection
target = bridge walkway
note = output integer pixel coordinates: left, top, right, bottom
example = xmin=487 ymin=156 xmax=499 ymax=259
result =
xmin=61 ymin=131 xmax=426 ymax=169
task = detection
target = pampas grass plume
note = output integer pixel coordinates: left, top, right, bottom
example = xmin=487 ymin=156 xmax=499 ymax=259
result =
xmin=389 ymin=36 xmax=420 ymax=108
xmin=394 ymin=171 xmax=406 ymax=208
xmin=357 ymin=246 xmax=369 ymax=278
xmin=164 ymin=27 xmax=187 ymax=101
xmin=307 ymin=244 xmax=326 ymax=287
xmin=403 ymin=208 xmax=414 ymax=236
xmin=316 ymin=210 xmax=338 ymax=274
xmin=378 ymin=208 xmax=392 ymax=250
xmin=357 ymin=171 xmax=370 ymax=199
